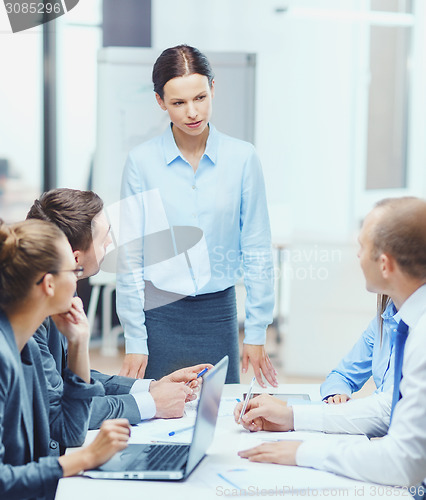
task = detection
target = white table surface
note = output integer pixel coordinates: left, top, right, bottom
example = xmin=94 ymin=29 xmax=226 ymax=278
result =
xmin=55 ymin=384 xmax=411 ymax=500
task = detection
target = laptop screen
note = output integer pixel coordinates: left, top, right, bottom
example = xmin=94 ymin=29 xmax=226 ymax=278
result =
xmin=184 ymin=355 xmax=228 ymax=476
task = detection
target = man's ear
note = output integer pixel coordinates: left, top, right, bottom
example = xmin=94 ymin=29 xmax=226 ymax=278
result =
xmin=155 ymin=92 xmax=167 ymax=111
xmin=210 ymin=79 xmax=215 ymax=99
xmin=73 ymin=250 xmax=81 ymax=265
xmin=380 ymin=253 xmax=395 ymax=278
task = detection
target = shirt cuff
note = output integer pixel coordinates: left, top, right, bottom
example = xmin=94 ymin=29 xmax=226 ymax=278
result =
xmin=131 ymin=391 xmax=156 ymax=420
xmin=130 ymin=378 xmax=153 ymax=394
xmin=320 ymin=381 xmax=353 ymax=400
xmin=242 ymin=326 xmax=267 ymax=345
xmin=296 ymin=440 xmax=328 ymax=470
xmin=125 ymin=336 xmax=148 ymax=355
xmin=293 ymin=404 xmax=326 ymax=432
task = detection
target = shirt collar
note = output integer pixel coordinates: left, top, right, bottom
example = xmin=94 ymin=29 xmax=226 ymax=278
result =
xmin=394 ymin=284 xmax=426 ymax=329
xmin=203 ymin=123 xmax=218 ymax=164
xmin=162 ymin=123 xmax=218 ymax=166
xmin=382 ymin=301 xmax=397 ymax=320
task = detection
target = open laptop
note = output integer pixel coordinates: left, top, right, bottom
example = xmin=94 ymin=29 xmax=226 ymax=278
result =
xmin=84 ymin=355 xmax=228 ymax=481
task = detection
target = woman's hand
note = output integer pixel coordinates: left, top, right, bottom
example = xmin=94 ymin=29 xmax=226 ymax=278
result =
xmin=51 ymin=297 xmax=90 ymax=346
xmin=119 ymin=353 xmax=148 ymax=378
xmin=242 ymin=344 xmax=278 ymax=388
xmin=238 ymin=440 xmax=302 ymax=466
xmin=59 ymin=419 xmax=131 ymax=477
xmin=234 ymin=394 xmax=294 ymax=432
xmin=83 ymin=419 xmax=131 ymax=468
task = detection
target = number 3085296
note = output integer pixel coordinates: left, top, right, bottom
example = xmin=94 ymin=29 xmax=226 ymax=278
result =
xmin=5 ymin=3 xmax=61 ymax=14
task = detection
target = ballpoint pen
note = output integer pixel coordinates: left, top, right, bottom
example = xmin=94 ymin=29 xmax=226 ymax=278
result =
xmin=238 ymin=376 xmax=256 ymax=424
xmin=185 ymin=367 xmax=209 ymax=386
xmin=168 ymin=425 xmax=195 ymax=437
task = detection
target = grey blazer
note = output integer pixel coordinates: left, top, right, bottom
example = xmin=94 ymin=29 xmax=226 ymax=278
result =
xmin=33 ymin=318 xmax=141 ymax=433
xmin=0 ymin=310 xmax=103 ymax=500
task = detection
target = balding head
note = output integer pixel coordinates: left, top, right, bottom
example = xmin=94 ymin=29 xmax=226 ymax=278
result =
xmin=369 ymin=197 xmax=426 ymax=280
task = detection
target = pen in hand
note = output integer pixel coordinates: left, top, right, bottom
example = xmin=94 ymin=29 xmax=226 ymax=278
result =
xmin=238 ymin=376 xmax=256 ymax=424
xmin=185 ymin=367 xmax=209 ymax=386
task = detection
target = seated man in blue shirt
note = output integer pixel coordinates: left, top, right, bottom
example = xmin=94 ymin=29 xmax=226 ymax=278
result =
xmin=27 ymin=188 xmax=211 ymax=440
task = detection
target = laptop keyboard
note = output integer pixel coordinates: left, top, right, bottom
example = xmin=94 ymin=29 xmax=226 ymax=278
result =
xmin=129 ymin=444 xmax=190 ymax=471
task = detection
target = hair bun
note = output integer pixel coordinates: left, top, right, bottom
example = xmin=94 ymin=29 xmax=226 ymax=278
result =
xmin=0 ymin=221 xmax=19 ymax=266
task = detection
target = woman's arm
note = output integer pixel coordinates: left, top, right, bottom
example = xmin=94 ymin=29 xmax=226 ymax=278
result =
xmin=116 ymin=153 xmax=149 ymax=378
xmin=0 ymin=420 xmax=130 ymax=499
xmin=51 ymin=297 xmax=90 ymax=383
xmin=240 ymin=146 xmax=277 ymax=387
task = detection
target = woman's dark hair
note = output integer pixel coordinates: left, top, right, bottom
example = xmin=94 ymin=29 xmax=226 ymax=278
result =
xmin=377 ymin=294 xmax=391 ymax=346
xmin=0 ymin=219 xmax=65 ymax=307
xmin=152 ymin=44 xmax=214 ymax=100
xmin=26 ymin=188 xmax=103 ymax=252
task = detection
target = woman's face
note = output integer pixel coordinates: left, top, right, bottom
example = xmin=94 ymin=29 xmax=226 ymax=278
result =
xmin=156 ymin=73 xmax=214 ymax=138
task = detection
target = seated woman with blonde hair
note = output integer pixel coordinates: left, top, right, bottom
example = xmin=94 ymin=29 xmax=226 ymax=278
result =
xmin=0 ymin=219 xmax=130 ymax=500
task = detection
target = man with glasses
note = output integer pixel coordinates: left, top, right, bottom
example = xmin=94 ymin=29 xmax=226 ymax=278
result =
xmin=27 ymin=188 xmax=210 ymax=455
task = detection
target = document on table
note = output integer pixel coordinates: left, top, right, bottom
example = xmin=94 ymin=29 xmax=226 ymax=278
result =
xmin=198 ymin=433 xmax=370 ymax=494
xmin=201 ymin=462 xmax=369 ymax=495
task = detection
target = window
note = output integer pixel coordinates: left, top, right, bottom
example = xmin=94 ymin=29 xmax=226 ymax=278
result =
xmin=0 ymin=27 xmax=43 ymax=222
xmin=56 ymin=0 xmax=102 ymax=189
xmin=366 ymin=0 xmax=413 ymax=189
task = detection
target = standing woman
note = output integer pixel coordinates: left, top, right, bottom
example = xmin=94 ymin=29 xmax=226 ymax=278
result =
xmin=0 ymin=219 xmax=130 ymax=500
xmin=117 ymin=44 xmax=277 ymax=386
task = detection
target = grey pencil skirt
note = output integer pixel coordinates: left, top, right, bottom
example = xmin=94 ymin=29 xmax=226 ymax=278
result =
xmin=143 ymin=283 xmax=240 ymax=383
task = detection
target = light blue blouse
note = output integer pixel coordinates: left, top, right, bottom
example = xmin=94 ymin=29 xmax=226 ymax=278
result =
xmin=320 ymin=302 xmax=398 ymax=399
xmin=116 ymin=124 xmax=274 ymax=355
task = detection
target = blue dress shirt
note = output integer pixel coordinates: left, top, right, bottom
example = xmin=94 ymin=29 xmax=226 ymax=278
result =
xmin=116 ymin=124 xmax=274 ymax=355
xmin=297 ymin=285 xmax=426 ymax=487
xmin=320 ymin=302 xmax=398 ymax=399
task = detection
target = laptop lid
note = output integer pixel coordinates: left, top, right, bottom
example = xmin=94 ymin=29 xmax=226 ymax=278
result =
xmin=184 ymin=354 xmax=228 ymax=477
xmin=83 ymin=355 xmax=228 ymax=480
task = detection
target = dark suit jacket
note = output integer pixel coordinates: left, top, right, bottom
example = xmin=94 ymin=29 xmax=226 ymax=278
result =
xmin=0 ymin=310 xmax=103 ymax=500
xmin=33 ymin=318 xmax=141 ymax=435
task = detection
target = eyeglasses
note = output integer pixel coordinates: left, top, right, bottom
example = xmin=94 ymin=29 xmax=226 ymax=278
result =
xmin=36 ymin=266 xmax=84 ymax=285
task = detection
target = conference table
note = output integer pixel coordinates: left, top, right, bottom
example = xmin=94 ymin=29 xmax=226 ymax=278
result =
xmin=55 ymin=384 xmax=412 ymax=500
